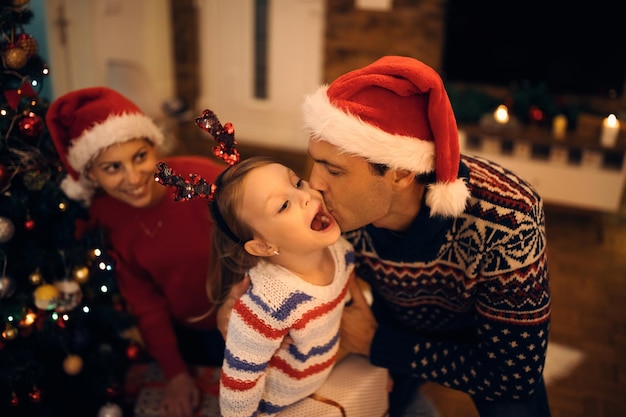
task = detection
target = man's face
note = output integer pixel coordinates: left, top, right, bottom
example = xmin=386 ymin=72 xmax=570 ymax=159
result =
xmin=307 ymin=140 xmax=393 ymax=232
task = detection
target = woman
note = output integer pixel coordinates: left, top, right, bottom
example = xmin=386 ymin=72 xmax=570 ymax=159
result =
xmin=46 ymin=87 xmax=225 ymax=417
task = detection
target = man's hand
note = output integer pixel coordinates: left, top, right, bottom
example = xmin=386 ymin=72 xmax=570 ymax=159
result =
xmin=217 ymin=275 xmax=251 ymax=340
xmin=340 ymin=276 xmax=378 ymax=357
xmin=160 ymin=372 xmax=199 ymax=417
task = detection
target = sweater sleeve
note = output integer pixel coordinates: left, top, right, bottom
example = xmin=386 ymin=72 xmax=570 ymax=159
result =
xmin=112 ymin=251 xmax=188 ymax=380
xmin=219 ymin=292 xmax=288 ymax=417
xmin=370 ymin=205 xmax=551 ymax=401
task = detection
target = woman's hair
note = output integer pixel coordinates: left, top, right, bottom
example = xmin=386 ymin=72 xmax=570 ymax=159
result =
xmin=207 ymin=155 xmax=282 ymax=309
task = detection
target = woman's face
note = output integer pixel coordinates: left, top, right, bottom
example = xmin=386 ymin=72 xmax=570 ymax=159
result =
xmin=86 ymin=138 xmax=166 ymax=208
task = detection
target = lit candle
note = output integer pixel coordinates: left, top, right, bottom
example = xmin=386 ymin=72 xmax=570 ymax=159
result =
xmin=494 ymin=105 xmax=509 ymax=124
xmin=552 ymin=114 xmax=567 ymax=140
xmin=600 ymin=114 xmax=620 ymax=147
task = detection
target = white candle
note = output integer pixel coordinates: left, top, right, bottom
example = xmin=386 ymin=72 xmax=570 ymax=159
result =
xmin=552 ymin=114 xmax=567 ymax=140
xmin=494 ymin=105 xmax=509 ymax=124
xmin=600 ymin=114 xmax=620 ymax=147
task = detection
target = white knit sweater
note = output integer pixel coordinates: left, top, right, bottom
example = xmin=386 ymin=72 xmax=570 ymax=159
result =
xmin=219 ymin=237 xmax=354 ymax=417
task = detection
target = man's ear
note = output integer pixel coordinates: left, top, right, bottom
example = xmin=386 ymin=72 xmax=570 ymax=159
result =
xmin=391 ymin=168 xmax=415 ymax=190
xmin=243 ymin=239 xmax=276 ymax=257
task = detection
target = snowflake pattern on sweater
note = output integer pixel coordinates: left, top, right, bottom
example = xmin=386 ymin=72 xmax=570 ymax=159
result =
xmin=345 ymin=155 xmax=550 ymax=401
xmin=220 ymin=237 xmax=355 ymax=417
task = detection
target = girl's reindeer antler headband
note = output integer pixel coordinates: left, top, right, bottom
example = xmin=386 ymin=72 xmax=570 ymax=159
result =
xmin=154 ymin=109 xmax=241 ymax=243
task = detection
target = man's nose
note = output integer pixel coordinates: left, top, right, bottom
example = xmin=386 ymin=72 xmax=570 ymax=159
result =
xmin=308 ymin=165 xmax=324 ymax=191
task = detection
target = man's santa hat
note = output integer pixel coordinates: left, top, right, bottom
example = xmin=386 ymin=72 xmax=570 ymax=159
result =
xmin=302 ymin=55 xmax=470 ymax=217
xmin=46 ymin=87 xmax=164 ymax=205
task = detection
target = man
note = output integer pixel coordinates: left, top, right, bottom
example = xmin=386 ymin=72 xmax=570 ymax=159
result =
xmin=301 ymin=55 xmax=551 ymax=417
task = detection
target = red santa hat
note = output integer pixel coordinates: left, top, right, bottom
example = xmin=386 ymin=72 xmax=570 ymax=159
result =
xmin=46 ymin=87 xmax=165 ymax=205
xmin=302 ymin=55 xmax=470 ymax=217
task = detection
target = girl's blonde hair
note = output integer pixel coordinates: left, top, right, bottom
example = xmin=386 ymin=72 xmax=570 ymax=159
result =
xmin=206 ymin=156 xmax=282 ymax=309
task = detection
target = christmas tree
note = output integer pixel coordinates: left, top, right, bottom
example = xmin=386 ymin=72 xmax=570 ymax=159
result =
xmin=0 ymin=1 xmax=134 ymax=416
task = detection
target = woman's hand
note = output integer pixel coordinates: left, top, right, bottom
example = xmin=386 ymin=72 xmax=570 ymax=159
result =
xmin=340 ymin=276 xmax=378 ymax=357
xmin=217 ymin=275 xmax=251 ymax=340
xmin=160 ymin=372 xmax=200 ymax=417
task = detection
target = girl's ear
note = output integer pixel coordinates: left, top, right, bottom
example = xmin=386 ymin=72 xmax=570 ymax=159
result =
xmin=243 ymin=239 xmax=276 ymax=257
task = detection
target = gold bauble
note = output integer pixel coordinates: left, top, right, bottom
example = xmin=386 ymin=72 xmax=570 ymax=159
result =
xmin=63 ymin=354 xmax=83 ymax=375
xmin=33 ymin=284 xmax=60 ymax=310
xmin=3 ymin=47 xmax=28 ymax=70
xmin=72 ymin=266 xmax=90 ymax=284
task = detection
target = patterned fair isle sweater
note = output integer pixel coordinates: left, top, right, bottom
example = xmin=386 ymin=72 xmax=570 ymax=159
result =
xmin=220 ymin=237 xmax=355 ymax=417
xmin=345 ymin=154 xmax=551 ymax=402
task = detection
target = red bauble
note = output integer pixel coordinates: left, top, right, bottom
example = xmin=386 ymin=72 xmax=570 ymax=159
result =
xmin=18 ymin=113 xmax=44 ymax=139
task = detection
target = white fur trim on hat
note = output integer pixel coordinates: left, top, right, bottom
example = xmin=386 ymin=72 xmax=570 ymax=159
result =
xmin=66 ymin=112 xmax=164 ymax=175
xmin=426 ymin=178 xmax=471 ymax=218
xmin=60 ymin=175 xmax=96 ymax=206
xmin=302 ymin=86 xmax=435 ymax=173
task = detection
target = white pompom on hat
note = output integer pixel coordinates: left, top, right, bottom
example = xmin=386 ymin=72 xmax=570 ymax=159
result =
xmin=302 ymin=55 xmax=470 ymax=217
xmin=46 ymin=87 xmax=165 ymax=205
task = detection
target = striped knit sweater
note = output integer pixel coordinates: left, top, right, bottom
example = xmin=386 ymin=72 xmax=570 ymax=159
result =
xmin=345 ymin=154 xmax=551 ymax=401
xmin=220 ymin=237 xmax=355 ymax=417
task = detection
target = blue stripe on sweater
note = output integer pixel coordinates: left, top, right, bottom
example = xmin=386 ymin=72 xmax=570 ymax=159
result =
xmin=259 ymin=399 xmax=288 ymax=415
xmin=288 ymin=332 xmax=339 ymax=362
xmin=248 ymin=290 xmax=313 ymax=321
xmin=224 ymin=347 xmax=269 ymax=373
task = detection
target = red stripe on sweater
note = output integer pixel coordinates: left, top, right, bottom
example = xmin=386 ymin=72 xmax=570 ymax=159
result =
xmin=221 ymin=372 xmax=261 ymax=391
xmin=269 ymin=354 xmax=337 ymax=380
xmin=293 ymin=283 xmax=348 ymax=330
xmin=235 ymin=302 xmax=289 ymax=339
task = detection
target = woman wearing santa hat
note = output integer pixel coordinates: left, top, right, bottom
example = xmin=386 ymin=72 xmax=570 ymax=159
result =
xmin=46 ymin=87 xmax=226 ymax=417
xmin=298 ymin=56 xmax=552 ymax=417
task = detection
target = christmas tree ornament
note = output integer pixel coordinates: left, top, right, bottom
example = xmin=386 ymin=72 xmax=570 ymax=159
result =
xmin=22 ymin=169 xmax=49 ymax=191
xmin=33 ymin=283 xmax=60 ymax=310
xmin=18 ymin=112 xmax=44 ymax=140
xmin=72 ymin=265 xmax=90 ymax=284
xmin=54 ymin=279 xmax=83 ymax=312
xmin=62 ymin=354 xmax=83 ymax=375
xmin=16 ymin=33 xmax=38 ymax=58
xmin=98 ymin=402 xmax=123 ymax=417
xmin=0 ymin=274 xmax=16 ymax=298
xmin=2 ymin=46 xmax=28 ymax=70
xmin=0 ymin=216 xmax=15 ymax=243
xmin=3 ymin=79 xmax=37 ymax=110
xmin=2 ymin=323 xmax=18 ymax=340
xmin=28 ymin=268 xmax=42 ymax=285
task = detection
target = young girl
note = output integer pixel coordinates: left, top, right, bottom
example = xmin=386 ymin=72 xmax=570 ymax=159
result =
xmin=156 ymin=113 xmax=354 ymax=417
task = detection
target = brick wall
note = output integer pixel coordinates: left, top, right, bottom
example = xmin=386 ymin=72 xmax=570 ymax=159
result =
xmin=324 ymin=0 xmax=446 ymax=83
